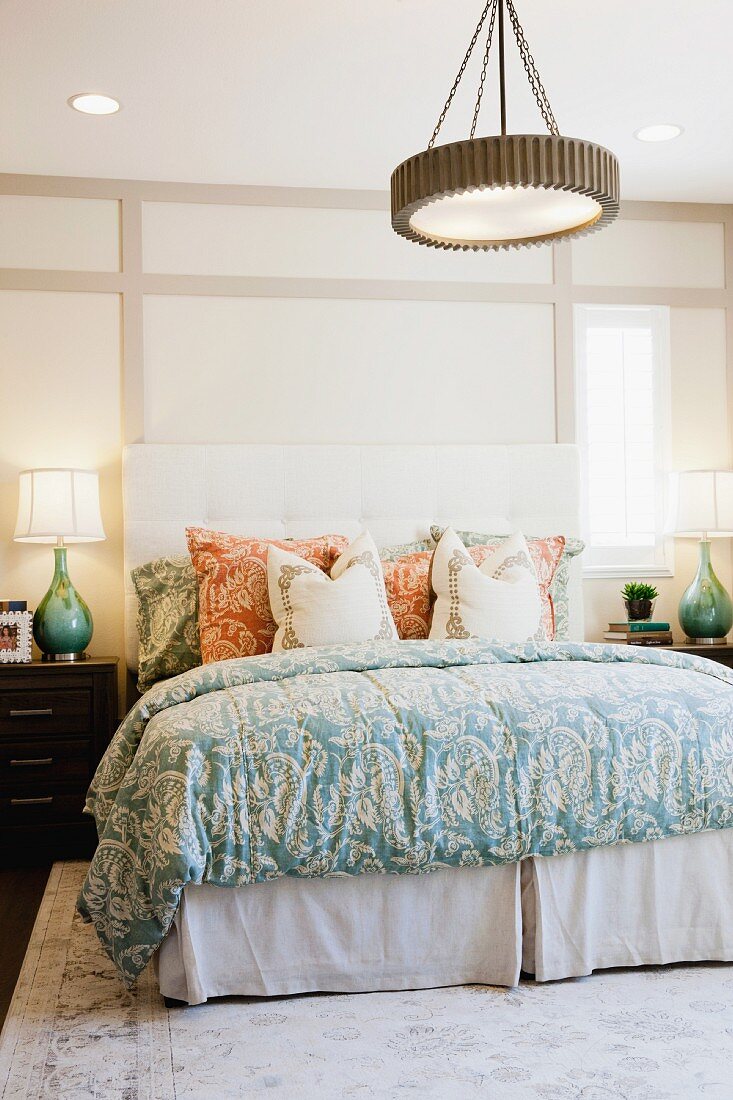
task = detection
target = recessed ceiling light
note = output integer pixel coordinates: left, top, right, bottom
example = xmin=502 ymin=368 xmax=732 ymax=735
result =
xmin=634 ymin=124 xmax=683 ymax=143
xmin=67 ymin=93 xmax=120 ymax=115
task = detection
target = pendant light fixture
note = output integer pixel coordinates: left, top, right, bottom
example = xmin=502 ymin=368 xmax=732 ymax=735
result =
xmin=391 ymin=0 xmax=620 ymax=251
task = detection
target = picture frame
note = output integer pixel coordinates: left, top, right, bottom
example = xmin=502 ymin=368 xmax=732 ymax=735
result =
xmin=0 ymin=610 xmax=33 ymax=663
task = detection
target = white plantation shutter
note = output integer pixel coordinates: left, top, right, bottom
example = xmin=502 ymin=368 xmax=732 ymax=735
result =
xmin=575 ymin=306 xmax=672 ymax=576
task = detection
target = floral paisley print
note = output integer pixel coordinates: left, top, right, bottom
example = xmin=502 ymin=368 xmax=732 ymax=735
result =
xmin=78 ymin=639 xmax=733 ymax=986
xmin=132 ymin=556 xmax=201 ymax=692
xmin=186 ymin=527 xmax=349 ymax=663
xmin=379 ymin=538 xmax=435 ymax=561
xmin=382 ymin=552 xmax=435 ymax=639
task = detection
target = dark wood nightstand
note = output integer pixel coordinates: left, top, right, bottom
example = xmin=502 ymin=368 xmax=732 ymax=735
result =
xmin=0 ymin=658 xmax=118 ymax=866
xmin=661 ymin=643 xmax=733 ymax=669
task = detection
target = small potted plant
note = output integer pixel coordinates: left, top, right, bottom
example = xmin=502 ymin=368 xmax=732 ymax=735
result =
xmin=621 ymin=582 xmax=659 ymax=622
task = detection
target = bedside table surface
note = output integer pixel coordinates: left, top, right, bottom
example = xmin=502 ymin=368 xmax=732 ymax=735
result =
xmin=0 ymin=657 xmax=118 ymax=669
xmin=653 ymin=643 xmax=733 ymax=670
xmin=664 ymin=643 xmax=733 ymax=653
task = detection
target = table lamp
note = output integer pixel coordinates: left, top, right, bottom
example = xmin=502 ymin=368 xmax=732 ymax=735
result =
xmin=668 ymin=469 xmax=733 ymax=644
xmin=13 ymin=468 xmax=106 ymax=661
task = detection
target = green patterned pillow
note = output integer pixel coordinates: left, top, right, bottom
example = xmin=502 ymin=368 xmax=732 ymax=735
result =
xmin=550 ymin=537 xmax=585 ymax=640
xmin=430 ymin=526 xmax=584 ymax=641
xmin=132 ymin=556 xmax=201 ymax=693
xmin=379 ymin=538 xmax=435 ymax=562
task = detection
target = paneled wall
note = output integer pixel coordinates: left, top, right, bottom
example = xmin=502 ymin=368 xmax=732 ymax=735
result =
xmin=141 ymin=201 xmax=553 ymax=284
xmin=0 ymin=288 xmax=123 ymax=684
xmin=143 ymin=296 xmax=555 ymax=444
xmin=1 ymin=176 xmax=732 ymax=704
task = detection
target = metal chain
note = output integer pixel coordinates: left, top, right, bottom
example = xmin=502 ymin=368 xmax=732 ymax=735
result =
xmin=469 ymin=0 xmax=499 ymax=139
xmin=505 ymin=0 xmax=559 ymax=136
xmin=428 ymin=0 xmax=495 ymax=149
xmin=427 ymin=0 xmax=559 ymax=148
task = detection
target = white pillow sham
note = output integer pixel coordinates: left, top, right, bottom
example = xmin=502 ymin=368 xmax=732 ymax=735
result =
xmin=429 ymin=527 xmax=541 ymax=643
xmin=268 ymin=530 xmax=398 ymax=650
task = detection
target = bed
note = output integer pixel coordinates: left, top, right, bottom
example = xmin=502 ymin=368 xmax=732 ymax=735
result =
xmin=79 ymin=443 xmax=733 ymax=1004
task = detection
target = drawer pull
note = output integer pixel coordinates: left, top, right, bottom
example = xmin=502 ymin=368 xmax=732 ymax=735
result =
xmin=10 ymin=796 xmax=54 ymax=806
xmin=10 ymin=757 xmax=53 ymax=767
xmin=9 ymin=708 xmax=53 ymax=718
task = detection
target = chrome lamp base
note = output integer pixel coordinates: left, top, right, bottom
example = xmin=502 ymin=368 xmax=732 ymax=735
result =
xmin=684 ymin=636 xmax=728 ymax=646
xmin=41 ymin=651 xmax=88 ymax=662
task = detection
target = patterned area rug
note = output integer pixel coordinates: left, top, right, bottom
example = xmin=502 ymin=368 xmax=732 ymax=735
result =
xmin=1 ymin=863 xmax=733 ymax=1099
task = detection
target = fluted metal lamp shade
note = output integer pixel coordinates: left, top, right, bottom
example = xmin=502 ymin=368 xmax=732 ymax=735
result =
xmin=14 ymin=468 xmax=105 ymax=661
xmin=391 ymin=0 xmax=620 ymax=252
xmin=392 ymin=136 xmax=619 ymax=251
xmin=14 ymin=468 xmax=105 ymax=543
xmin=668 ymin=471 xmax=733 ymax=645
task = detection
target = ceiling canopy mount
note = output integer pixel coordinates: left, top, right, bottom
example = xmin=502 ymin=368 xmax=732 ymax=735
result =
xmin=391 ymin=0 xmax=620 ymax=252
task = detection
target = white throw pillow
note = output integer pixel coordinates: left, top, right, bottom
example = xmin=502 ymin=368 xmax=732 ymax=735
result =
xmin=429 ymin=527 xmax=541 ymax=643
xmin=268 ymin=530 xmax=398 ymax=650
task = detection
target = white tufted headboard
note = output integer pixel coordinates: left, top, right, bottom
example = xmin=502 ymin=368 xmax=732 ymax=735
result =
xmin=123 ymin=443 xmax=583 ymax=671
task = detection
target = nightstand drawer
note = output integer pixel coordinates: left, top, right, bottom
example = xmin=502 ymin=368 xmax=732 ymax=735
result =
xmin=0 ymin=738 xmax=91 ymax=787
xmin=0 ymin=690 xmax=92 ymax=735
xmin=0 ymin=658 xmax=117 ymax=864
xmin=0 ymin=789 xmax=88 ymax=826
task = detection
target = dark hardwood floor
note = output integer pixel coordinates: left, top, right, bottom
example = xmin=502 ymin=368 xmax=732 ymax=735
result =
xmin=0 ymin=865 xmax=50 ymax=1030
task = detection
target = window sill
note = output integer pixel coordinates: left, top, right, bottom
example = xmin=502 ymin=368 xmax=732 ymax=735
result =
xmin=582 ymin=565 xmax=674 ymax=580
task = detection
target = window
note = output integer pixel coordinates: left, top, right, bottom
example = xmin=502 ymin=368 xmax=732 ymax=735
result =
xmin=574 ymin=305 xmax=672 ymax=577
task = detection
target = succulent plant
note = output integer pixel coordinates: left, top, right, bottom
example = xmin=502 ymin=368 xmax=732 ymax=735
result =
xmin=621 ymin=582 xmax=659 ymax=602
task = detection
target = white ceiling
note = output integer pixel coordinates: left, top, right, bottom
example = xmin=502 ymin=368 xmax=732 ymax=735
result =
xmin=1 ymin=0 xmax=731 ymax=202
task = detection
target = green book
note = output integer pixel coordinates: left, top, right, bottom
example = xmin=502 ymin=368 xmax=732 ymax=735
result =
xmin=608 ymin=621 xmax=671 ymax=633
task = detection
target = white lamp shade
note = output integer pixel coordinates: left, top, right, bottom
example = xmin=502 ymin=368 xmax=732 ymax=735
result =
xmin=14 ymin=468 xmax=106 ymax=544
xmin=667 ymin=470 xmax=733 ymax=538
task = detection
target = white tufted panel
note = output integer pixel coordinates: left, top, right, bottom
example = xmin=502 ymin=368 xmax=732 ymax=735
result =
xmin=124 ymin=444 xmax=583 ymax=670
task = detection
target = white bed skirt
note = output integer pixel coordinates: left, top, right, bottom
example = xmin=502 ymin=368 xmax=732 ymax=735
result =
xmin=157 ymin=830 xmax=733 ymax=1005
xmin=156 ymin=864 xmax=522 ymax=1004
xmin=524 ymin=829 xmax=733 ymax=980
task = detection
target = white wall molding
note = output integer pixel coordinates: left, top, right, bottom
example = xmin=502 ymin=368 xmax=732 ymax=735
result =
xmin=1 ymin=176 xmax=730 ymax=223
xmin=0 ymin=269 xmax=126 ymax=292
xmin=0 ymin=173 xmax=389 ymax=211
xmin=139 ymin=275 xmax=558 ymax=302
xmin=552 ymin=242 xmax=574 ymax=445
xmin=121 ymin=196 xmax=145 ymax=444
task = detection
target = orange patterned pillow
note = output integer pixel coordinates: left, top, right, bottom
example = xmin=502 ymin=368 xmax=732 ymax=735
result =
xmin=187 ymin=528 xmax=349 ymax=663
xmin=382 ymin=537 xmax=565 ymax=641
xmin=382 ymin=552 xmax=433 ymax=639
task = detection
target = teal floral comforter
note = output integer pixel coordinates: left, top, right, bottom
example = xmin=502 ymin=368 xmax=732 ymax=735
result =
xmin=78 ymin=640 xmax=733 ymax=985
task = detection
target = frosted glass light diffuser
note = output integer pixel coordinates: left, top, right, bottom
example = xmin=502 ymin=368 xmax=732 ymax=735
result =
xmin=668 ymin=470 xmax=733 ymax=537
xmin=410 ymin=186 xmax=603 ymax=245
xmin=14 ymin=468 xmax=106 ymax=543
xmin=68 ymin=93 xmax=120 ymax=115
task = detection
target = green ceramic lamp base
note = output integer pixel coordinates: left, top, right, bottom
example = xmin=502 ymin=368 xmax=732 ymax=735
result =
xmin=33 ymin=545 xmax=94 ymax=660
xmin=678 ymin=539 xmax=733 ymax=646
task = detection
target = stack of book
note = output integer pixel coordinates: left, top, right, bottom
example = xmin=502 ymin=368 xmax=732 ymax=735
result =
xmin=603 ymin=621 xmax=673 ymax=646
